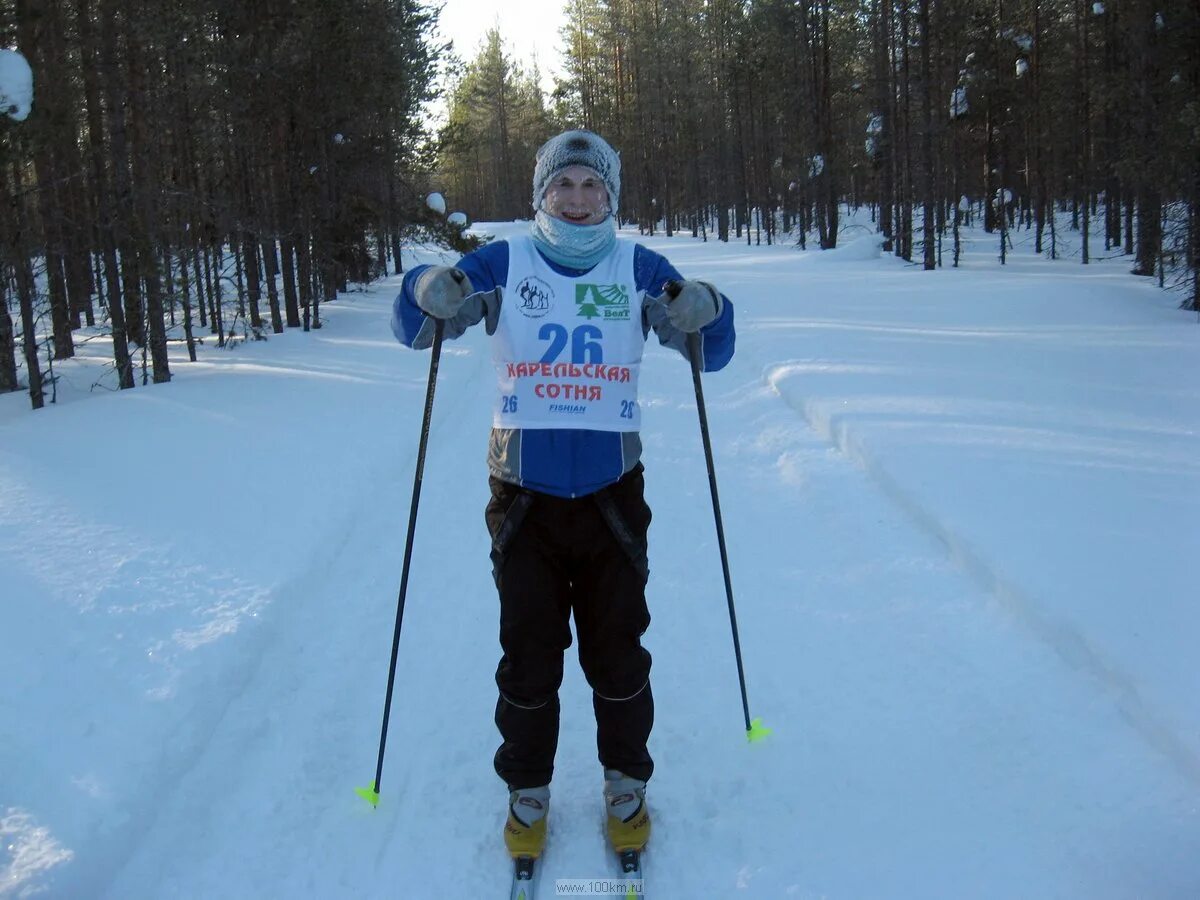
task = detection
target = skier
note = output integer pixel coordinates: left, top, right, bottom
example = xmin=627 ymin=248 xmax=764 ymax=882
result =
xmin=390 ymin=130 xmax=736 ymax=862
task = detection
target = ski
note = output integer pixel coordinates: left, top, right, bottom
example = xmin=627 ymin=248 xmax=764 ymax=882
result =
xmin=615 ymin=848 xmax=645 ymax=898
xmin=509 ymin=855 xmax=537 ymax=900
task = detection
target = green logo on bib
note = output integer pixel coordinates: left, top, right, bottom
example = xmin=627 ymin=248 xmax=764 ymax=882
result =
xmin=575 ymin=283 xmax=630 ymax=320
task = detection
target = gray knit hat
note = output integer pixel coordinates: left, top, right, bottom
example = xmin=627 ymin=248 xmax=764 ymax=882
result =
xmin=531 ymin=130 xmax=621 ymax=215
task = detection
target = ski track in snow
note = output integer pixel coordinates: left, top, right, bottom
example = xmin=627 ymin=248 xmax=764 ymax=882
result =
xmin=766 ymin=365 xmax=1200 ymax=791
xmin=2 ymin=222 xmax=1198 ymax=899
xmin=97 ymin=311 xmax=498 ymax=899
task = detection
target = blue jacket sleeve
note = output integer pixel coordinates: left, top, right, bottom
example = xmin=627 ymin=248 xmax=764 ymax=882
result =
xmin=391 ymin=241 xmax=510 ymax=349
xmin=634 ymin=244 xmax=736 ymax=372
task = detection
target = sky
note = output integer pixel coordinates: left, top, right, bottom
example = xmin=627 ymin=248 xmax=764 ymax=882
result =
xmin=436 ymin=0 xmax=568 ymax=93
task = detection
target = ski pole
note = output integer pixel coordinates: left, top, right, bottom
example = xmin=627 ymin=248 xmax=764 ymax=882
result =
xmin=358 ymin=317 xmax=446 ymax=807
xmin=665 ymin=281 xmax=770 ymax=743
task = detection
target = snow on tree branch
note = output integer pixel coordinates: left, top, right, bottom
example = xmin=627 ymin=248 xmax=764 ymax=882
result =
xmin=0 ymin=49 xmax=33 ymax=121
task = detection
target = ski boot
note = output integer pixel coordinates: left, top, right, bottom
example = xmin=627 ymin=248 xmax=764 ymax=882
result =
xmin=504 ymin=785 xmax=550 ymax=859
xmin=604 ymin=770 xmax=651 ymax=852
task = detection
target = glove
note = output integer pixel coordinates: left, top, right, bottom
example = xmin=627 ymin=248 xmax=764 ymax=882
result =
xmin=662 ymin=279 xmax=723 ymax=332
xmin=414 ymin=265 xmax=473 ymax=319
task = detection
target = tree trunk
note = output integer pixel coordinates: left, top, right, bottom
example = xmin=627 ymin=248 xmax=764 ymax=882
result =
xmin=919 ymin=0 xmax=936 ymax=269
xmin=99 ymin=0 xmax=144 ymax=349
xmin=874 ymin=0 xmax=895 ymax=252
xmin=243 ymin=233 xmax=263 ymax=331
xmin=177 ymin=246 xmax=198 ymax=362
xmin=1132 ymin=190 xmax=1162 ymax=277
xmin=126 ymin=25 xmax=170 ymax=383
xmin=1128 ymin=0 xmax=1162 ymax=277
xmin=17 ymin=0 xmax=75 ymax=360
xmin=280 ymin=237 xmax=301 ymax=328
xmin=298 ymin=234 xmax=312 ymax=332
xmin=1190 ymin=166 xmax=1199 ymax=311
xmin=192 ymin=240 xmax=207 ymax=330
xmin=0 ymin=161 xmax=21 ymax=392
xmin=8 ymin=162 xmax=44 ymax=409
xmin=898 ymin=0 xmax=914 ymax=260
xmin=207 ymin=245 xmax=225 ymax=347
xmin=0 ymin=279 xmax=18 ymax=393
xmin=261 ymin=239 xmax=283 ymax=333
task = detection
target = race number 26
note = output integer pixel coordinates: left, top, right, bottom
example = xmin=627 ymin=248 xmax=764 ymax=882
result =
xmin=538 ymin=324 xmax=603 ymax=364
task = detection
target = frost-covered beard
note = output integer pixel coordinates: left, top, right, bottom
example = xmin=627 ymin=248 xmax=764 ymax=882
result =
xmin=529 ymin=208 xmax=617 ymax=270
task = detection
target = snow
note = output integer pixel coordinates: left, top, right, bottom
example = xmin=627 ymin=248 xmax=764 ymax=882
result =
xmin=1000 ymin=28 xmax=1034 ymax=52
xmin=950 ymin=86 xmax=969 ymax=119
xmin=0 ymin=48 xmax=33 ymax=122
xmin=426 ymin=192 xmax=447 ymax=215
xmin=447 ymin=211 xmax=469 ymax=227
xmin=2 ymin=217 xmax=1199 ymax=898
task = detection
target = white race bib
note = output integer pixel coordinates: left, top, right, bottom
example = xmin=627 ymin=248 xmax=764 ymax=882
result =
xmin=493 ymin=236 xmax=644 ymax=431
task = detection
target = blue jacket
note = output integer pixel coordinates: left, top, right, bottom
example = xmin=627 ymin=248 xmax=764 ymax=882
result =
xmin=392 ymin=239 xmax=735 ymax=498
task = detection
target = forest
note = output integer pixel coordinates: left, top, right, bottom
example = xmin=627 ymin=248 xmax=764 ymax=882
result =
xmin=2 ymin=0 xmax=1197 ymax=411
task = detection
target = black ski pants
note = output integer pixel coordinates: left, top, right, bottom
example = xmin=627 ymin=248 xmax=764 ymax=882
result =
xmin=486 ymin=463 xmax=655 ymax=791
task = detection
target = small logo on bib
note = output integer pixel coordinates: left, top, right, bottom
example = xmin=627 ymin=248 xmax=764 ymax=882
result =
xmin=515 ymin=276 xmax=555 ymax=318
xmin=575 ymin=283 xmax=630 ymax=320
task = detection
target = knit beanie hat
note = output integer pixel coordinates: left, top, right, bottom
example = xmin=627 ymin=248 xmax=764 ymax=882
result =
xmin=531 ymin=130 xmax=621 ymax=216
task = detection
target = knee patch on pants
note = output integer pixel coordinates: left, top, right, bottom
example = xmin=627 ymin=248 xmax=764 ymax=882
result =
xmin=581 ymin=645 xmax=652 ymax=703
xmin=592 ymin=679 xmax=650 ymax=703
xmin=498 ymin=689 xmax=556 ymax=711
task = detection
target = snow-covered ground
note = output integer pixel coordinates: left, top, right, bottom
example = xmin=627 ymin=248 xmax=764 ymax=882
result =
xmin=2 ymin=220 xmax=1198 ymax=899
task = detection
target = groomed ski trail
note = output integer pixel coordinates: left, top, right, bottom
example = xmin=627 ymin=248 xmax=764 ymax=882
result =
xmin=5 ymin=224 xmax=1195 ymax=899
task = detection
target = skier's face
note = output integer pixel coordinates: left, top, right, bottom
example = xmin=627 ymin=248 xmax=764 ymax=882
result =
xmin=542 ymin=166 xmax=610 ymax=225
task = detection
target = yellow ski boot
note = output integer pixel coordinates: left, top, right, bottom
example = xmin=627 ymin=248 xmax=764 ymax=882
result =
xmin=504 ymin=786 xmax=550 ymax=859
xmin=604 ymin=770 xmax=651 ymax=852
